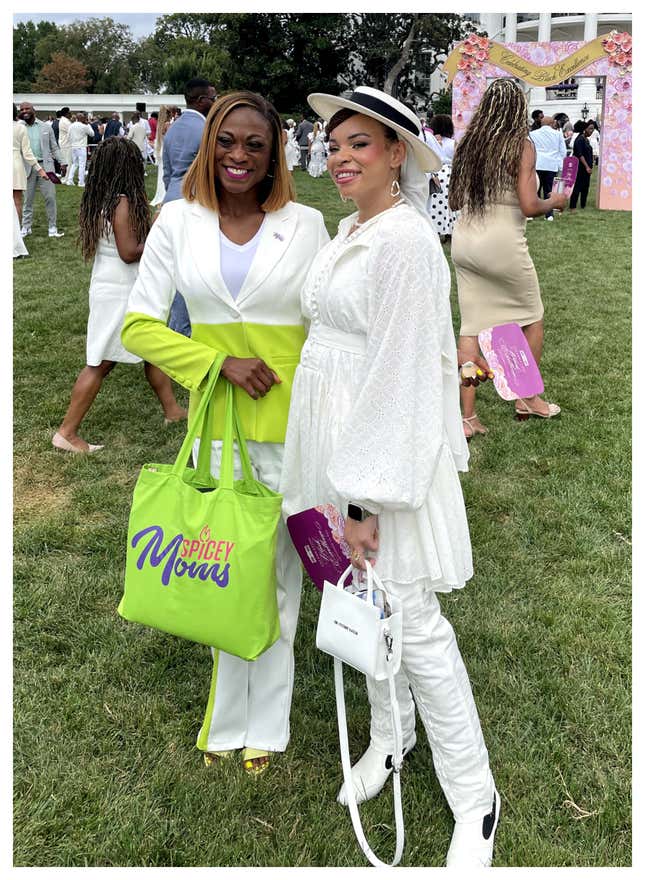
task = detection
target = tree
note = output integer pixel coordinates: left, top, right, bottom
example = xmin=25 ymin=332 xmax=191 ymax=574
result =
xmin=33 ymin=52 xmax=91 ymax=93
xmin=153 ymin=13 xmax=350 ymax=114
xmin=223 ymin=13 xmax=350 ymax=113
xmin=13 ymin=20 xmax=59 ymax=90
xmin=343 ymin=13 xmax=470 ymax=108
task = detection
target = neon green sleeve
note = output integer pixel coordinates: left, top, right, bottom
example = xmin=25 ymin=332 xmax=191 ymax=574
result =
xmin=121 ymin=312 xmax=219 ymax=391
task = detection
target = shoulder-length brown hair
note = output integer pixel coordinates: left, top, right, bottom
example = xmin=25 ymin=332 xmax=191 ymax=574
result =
xmin=182 ymin=91 xmax=295 ymax=212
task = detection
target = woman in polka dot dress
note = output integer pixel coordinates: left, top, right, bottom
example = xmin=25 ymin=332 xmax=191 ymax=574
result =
xmin=427 ymin=114 xmax=457 ymax=242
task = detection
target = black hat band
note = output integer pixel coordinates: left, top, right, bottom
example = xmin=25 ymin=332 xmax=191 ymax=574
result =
xmin=348 ymin=91 xmax=420 ymax=137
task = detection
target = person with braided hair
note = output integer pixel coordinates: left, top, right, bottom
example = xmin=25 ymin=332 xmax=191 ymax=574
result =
xmin=53 ymin=137 xmax=186 ymax=453
xmin=449 ymin=78 xmax=569 ymax=436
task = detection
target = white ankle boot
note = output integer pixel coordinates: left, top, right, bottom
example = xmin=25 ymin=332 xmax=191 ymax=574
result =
xmin=337 ymin=734 xmax=416 ymax=806
xmin=446 ymin=788 xmax=500 ymax=868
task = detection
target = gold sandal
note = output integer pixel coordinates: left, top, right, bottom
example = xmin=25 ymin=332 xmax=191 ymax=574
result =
xmin=242 ymin=748 xmax=270 ymax=776
xmin=203 ymin=749 xmax=235 ymax=768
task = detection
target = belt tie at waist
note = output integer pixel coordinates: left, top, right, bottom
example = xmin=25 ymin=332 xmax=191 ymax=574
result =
xmin=307 ymin=323 xmax=366 ymax=355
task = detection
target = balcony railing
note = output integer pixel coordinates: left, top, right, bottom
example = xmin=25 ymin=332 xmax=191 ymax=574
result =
xmin=545 ymin=81 xmax=579 ymax=100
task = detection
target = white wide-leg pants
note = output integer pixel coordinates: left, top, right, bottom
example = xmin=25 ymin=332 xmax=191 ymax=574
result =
xmin=194 ymin=440 xmax=302 ymax=753
xmin=366 ymin=581 xmax=494 ymax=822
xmin=68 ymin=146 xmax=87 ymax=186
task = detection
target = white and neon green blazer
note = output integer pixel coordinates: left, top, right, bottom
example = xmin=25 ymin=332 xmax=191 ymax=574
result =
xmin=122 ymin=198 xmax=329 ymax=443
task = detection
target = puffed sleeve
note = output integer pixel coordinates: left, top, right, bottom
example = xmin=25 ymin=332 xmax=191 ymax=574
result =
xmin=121 ymin=211 xmax=220 ymax=391
xmin=326 ymin=220 xmax=453 ymax=513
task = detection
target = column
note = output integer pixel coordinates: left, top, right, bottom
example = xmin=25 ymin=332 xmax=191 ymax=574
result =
xmin=480 ymin=13 xmax=504 ymax=40
xmin=533 ymin=15 xmax=551 ymax=108
xmin=578 ymin=13 xmax=599 ymax=112
xmin=538 ymin=13 xmax=551 ymax=43
xmin=505 ymin=13 xmax=517 ymax=43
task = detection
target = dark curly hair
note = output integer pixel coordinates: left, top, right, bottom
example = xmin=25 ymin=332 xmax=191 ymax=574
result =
xmin=78 ymin=136 xmax=150 ymax=261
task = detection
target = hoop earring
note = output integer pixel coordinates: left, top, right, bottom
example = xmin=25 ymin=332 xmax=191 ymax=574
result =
xmin=390 ymin=179 xmax=401 ymax=198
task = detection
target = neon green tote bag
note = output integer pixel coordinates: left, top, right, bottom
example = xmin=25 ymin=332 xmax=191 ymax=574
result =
xmin=118 ymin=359 xmax=282 ymax=660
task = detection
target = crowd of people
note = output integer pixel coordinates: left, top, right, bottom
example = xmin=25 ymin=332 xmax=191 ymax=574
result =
xmin=17 ymin=73 xmax=602 ymax=868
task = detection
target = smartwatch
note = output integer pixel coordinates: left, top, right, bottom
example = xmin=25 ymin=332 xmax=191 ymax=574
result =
xmin=347 ymin=503 xmax=373 ymax=522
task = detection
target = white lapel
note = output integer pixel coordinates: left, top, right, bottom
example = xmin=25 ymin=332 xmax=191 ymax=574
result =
xmin=185 ymin=202 xmax=231 ymax=306
xmin=235 ymin=204 xmax=297 ymax=307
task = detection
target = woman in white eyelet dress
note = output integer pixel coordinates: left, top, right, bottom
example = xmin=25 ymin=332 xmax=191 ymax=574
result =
xmin=281 ymin=87 xmax=498 ymax=869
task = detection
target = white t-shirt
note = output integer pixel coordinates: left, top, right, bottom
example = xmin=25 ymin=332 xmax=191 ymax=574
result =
xmin=219 ymin=220 xmax=265 ymax=300
xmin=68 ymin=121 xmax=94 ymax=149
xmin=529 ymin=126 xmax=567 ymax=172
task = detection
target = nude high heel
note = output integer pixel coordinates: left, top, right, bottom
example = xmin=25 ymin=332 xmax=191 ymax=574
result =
xmin=52 ymin=432 xmax=104 ymax=453
xmin=514 ymin=400 xmax=561 ymax=421
xmin=462 ymin=414 xmax=488 ymax=440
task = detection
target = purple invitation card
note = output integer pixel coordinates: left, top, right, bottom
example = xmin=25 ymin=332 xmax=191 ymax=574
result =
xmin=287 ymin=504 xmax=351 ymax=591
xmin=478 ymin=322 xmax=544 ymax=401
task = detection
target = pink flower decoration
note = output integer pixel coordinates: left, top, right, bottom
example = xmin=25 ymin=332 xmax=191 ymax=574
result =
xmin=622 ymin=79 xmax=631 ymax=91
xmin=604 ymin=39 xmax=617 ymax=53
xmin=476 ymin=50 xmax=488 ymax=62
xmin=622 ymin=35 xmax=632 ymax=51
xmin=458 ymin=59 xmax=469 ymax=70
xmin=616 ymin=51 xmax=628 ymax=65
xmin=620 ymin=190 xmax=629 ymax=199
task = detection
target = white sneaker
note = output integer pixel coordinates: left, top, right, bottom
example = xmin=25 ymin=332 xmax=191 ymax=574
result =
xmin=48 ymin=228 xmax=64 ymax=238
xmin=446 ymin=788 xmax=500 ymax=868
xmin=20 ymin=227 xmax=31 ymax=237
xmin=66 ymin=181 xmax=75 ymax=186
xmin=337 ymin=734 xmax=416 ymax=806
xmin=546 ymin=215 xmax=554 ymax=221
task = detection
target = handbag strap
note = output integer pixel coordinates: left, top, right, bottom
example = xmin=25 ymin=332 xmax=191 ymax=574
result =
xmin=334 ymin=651 xmax=404 ymax=868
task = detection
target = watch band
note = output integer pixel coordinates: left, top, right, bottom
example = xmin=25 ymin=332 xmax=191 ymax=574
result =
xmin=347 ymin=503 xmax=373 ymax=522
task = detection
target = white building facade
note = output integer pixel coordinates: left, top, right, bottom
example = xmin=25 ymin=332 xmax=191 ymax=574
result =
xmin=12 ymin=93 xmax=186 ymax=121
xmin=471 ymin=13 xmax=632 ymax=123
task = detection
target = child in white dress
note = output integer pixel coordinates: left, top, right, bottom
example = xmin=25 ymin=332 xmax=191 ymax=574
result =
xmin=53 ymin=138 xmax=186 ymax=453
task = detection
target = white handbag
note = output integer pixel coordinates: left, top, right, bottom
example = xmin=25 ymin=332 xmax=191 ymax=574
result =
xmin=316 ymin=561 xmax=406 ymax=868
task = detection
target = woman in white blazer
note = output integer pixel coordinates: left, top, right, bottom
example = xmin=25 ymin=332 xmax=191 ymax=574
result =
xmin=122 ymin=91 xmax=329 ymax=775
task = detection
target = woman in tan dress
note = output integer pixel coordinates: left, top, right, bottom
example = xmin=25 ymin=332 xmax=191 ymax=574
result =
xmin=449 ymin=79 xmax=569 ymax=437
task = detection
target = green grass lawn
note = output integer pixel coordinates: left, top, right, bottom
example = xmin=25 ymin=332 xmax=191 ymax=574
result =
xmin=13 ymin=165 xmax=631 ymax=867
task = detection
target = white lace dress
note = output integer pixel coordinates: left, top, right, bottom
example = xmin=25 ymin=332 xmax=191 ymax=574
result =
xmin=281 ymin=203 xmax=473 ymax=590
xmin=285 ymin=130 xmax=300 ymax=171
xmin=86 ymin=227 xmax=141 ymax=366
xmin=307 ymin=132 xmax=327 ymax=178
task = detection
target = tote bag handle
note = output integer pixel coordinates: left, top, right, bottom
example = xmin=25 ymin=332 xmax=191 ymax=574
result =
xmin=171 ymin=355 xmax=226 ymax=478
xmin=172 ymin=357 xmax=257 ymax=489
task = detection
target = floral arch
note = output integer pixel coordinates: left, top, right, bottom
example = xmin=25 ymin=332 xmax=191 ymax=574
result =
xmin=443 ymin=31 xmax=632 ymax=211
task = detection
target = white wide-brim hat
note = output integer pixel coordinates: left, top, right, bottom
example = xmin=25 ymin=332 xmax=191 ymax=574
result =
xmin=307 ymin=86 xmax=442 ymax=172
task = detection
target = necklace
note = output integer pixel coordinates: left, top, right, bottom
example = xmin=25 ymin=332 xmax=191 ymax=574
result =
xmin=353 ymin=198 xmax=405 ymax=228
